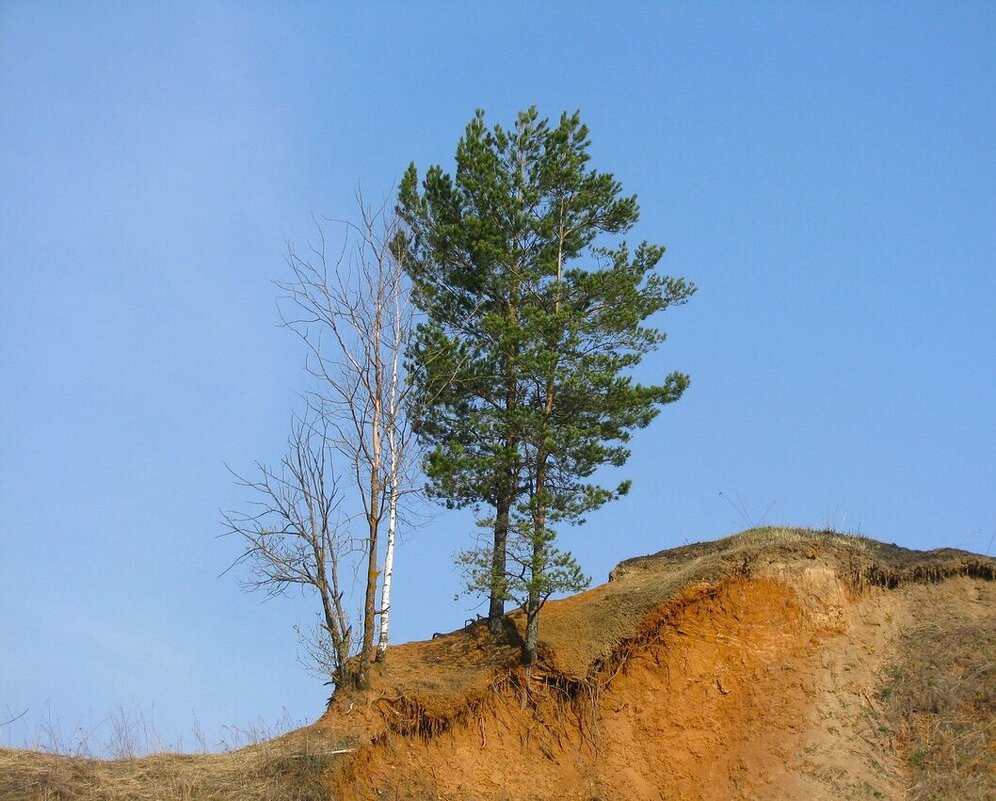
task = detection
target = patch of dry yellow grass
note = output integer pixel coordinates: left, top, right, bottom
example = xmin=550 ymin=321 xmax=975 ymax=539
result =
xmin=0 ymin=727 xmax=352 ymax=801
xmin=881 ymin=614 xmax=995 ymax=800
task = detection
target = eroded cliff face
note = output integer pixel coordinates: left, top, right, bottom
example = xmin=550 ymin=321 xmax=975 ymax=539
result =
xmin=317 ymin=532 xmax=994 ymax=801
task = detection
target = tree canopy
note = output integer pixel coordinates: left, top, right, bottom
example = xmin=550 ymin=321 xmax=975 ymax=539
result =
xmin=399 ymin=107 xmax=694 ymax=663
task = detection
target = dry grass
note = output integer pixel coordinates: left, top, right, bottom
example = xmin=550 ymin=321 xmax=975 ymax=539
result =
xmin=614 ymin=526 xmax=995 ymax=597
xmin=880 ymin=618 xmax=995 ymax=801
xmin=0 ymin=727 xmax=353 ymax=801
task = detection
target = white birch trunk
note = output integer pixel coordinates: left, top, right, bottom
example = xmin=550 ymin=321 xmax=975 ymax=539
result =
xmin=377 ymin=286 xmax=403 ymax=658
xmin=377 ymin=466 xmax=398 ymax=657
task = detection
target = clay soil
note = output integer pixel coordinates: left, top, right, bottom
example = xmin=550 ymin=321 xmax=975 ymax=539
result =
xmin=321 ymin=528 xmax=994 ymax=801
xmin=4 ymin=528 xmax=993 ymax=801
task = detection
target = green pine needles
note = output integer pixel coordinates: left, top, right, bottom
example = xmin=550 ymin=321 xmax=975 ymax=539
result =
xmin=399 ymin=107 xmax=695 ymax=665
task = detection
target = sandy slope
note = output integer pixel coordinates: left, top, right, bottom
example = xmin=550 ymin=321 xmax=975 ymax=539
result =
xmin=325 ymin=530 xmax=993 ymax=801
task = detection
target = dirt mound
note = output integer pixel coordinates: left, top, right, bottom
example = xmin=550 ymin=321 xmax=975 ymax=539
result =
xmin=4 ymin=527 xmax=993 ymax=800
xmin=320 ymin=528 xmax=994 ymax=800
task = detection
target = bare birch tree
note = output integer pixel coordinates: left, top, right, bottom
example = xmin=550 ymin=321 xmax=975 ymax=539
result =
xmin=222 ymin=415 xmax=355 ymax=687
xmin=278 ymin=198 xmax=418 ymax=688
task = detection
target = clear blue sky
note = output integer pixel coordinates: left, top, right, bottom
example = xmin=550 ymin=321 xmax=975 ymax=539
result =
xmin=2 ymin=2 xmax=993 ymax=753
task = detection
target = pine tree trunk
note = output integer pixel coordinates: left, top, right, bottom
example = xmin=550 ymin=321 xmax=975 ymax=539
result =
xmin=490 ymin=323 xmax=519 ymax=636
xmin=522 ymin=585 xmax=541 ymax=666
xmin=488 ymin=496 xmax=510 ymax=635
xmin=489 ymin=251 xmax=523 ymax=637
xmin=523 ymin=460 xmax=547 ymax=666
xmin=523 ymin=482 xmax=546 ymax=666
xmin=520 ymin=239 xmax=562 ymax=666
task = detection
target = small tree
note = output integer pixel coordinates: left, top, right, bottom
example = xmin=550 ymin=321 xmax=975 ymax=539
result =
xmin=278 ymin=199 xmax=418 ymax=686
xmin=456 ymin=514 xmax=589 ymax=650
xmin=227 ymin=198 xmax=418 ymax=689
xmin=400 ymin=108 xmax=694 ymax=664
xmin=222 ymin=415 xmax=355 ymax=687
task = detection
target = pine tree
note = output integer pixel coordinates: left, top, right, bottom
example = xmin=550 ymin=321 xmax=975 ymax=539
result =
xmin=399 ymin=108 xmax=694 ymax=663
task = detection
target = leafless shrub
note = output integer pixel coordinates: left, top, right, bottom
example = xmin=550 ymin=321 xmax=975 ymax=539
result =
xmin=223 ymin=414 xmax=356 ymax=688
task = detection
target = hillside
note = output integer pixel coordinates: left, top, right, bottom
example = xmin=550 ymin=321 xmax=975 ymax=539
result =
xmin=3 ymin=527 xmax=993 ymax=800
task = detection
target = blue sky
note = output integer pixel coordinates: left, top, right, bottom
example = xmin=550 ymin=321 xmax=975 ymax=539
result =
xmin=2 ymin=2 xmax=993 ymax=753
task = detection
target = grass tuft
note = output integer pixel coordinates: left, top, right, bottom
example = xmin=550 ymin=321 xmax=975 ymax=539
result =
xmin=880 ymin=619 xmax=995 ymax=801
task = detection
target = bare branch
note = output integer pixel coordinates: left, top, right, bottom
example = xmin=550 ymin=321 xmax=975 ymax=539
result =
xmin=228 ymin=196 xmax=423 ymax=689
xmin=222 ymin=412 xmax=356 ymax=686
